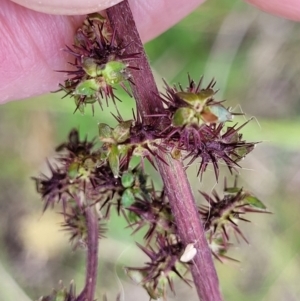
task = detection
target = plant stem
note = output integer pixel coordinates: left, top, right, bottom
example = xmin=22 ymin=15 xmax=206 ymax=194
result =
xmin=106 ymin=2 xmax=223 ymax=301
xmin=76 ymin=206 xmax=99 ymax=301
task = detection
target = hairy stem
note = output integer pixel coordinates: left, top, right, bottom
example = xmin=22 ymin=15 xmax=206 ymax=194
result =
xmin=106 ymin=1 xmax=223 ymax=301
xmin=76 ymin=205 xmax=99 ymax=301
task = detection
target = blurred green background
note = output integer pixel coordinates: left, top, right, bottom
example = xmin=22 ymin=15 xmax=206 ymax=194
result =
xmin=1 ymin=0 xmax=300 ymax=300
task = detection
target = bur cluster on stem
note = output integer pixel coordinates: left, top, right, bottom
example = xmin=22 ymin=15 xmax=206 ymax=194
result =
xmin=33 ymin=7 xmax=269 ymax=301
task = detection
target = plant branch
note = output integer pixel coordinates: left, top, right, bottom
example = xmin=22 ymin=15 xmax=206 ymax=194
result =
xmin=76 ymin=205 xmax=99 ymax=301
xmin=106 ymin=1 xmax=223 ymax=301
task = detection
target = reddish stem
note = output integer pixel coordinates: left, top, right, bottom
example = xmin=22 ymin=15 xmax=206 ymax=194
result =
xmin=106 ymin=1 xmax=223 ymax=301
xmin=76 ymin=206 xmax=99 ymax=301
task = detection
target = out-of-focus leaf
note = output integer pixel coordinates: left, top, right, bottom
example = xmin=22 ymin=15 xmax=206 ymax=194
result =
xmin=245 ymin=195 xmax=266 ymax=209
xmin=108 ymin=145 xmax=120 ymax=178
xmin=121 ymin=189 xmax=135 ymax=207
xmin=121 ymin=171 xmax=134 ymax=188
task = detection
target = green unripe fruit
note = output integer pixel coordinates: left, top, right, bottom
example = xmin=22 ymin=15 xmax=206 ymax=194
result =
xmin=121 ymin=188 xmax=135 ymax=207
xmin=74 ymin=79 xmax=99 ymax=96
xmin=102 ymin=61 xmax=129 ymax=85
xmin=172 ymin=107 xmax=196 ymax=127
xmin=82 ymin=58 xmax=102 ymax=77
xmin=121 ymin=172 xmax=135 ymax=188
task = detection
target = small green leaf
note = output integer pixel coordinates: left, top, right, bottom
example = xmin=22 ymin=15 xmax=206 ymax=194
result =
xmin=231 ymin=145 xmax=255 ymax=161
xmin=224 ymin=187 xmax=240 ymax=193
xmin=108 ymin=145 xmax=120 ymax=178
xmin=121 ymin=188 xmax=135 ymax=207
xmin=112 ymin=120 xmax=132 ymax=143
xmin=176 ymin=91 xmax=201 ymax=104
xmin=98 ymin=123 xmax=113 ymax=141
xmin=121 ymin=172 xmax=135 ymax=188
xmin=245 ymin=195 xmax=266 ymax=209
xmin=197 ymin=88 xmax=215 ymax=100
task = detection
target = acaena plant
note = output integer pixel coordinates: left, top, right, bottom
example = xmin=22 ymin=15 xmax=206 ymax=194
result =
xmin=33 ymin=2 xmax=269 ymax=301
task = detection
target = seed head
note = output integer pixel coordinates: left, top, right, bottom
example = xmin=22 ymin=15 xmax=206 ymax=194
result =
xmin=199 ymin=177 xmax=268 ymax=244
xmin=126 ymin=233 xmax=191 ymax=300
xmin=160 ymin=76 xmax=233 ymax=129
xmin=98 ymin=111 xmax=167 ymax=174
xmin=38 ymin=281 xmax=76 ymax=301
xmin=183 ymin=121 xmax=257 ymax=180
xmin=57 ymin=14 xmax=140 ymax=114
xmin=61 ymin=203 xmax=107 ymax=249
xmin=128 ymin=189 xmax=176 ymax=243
